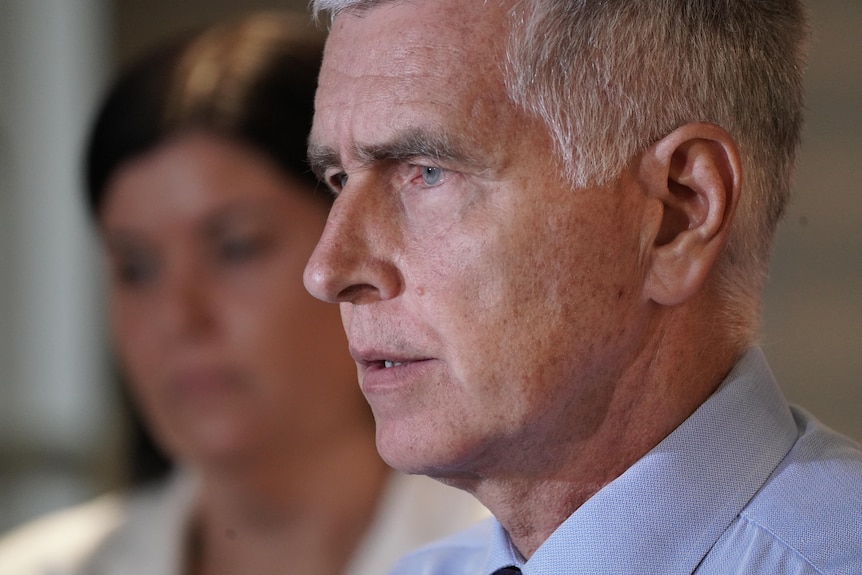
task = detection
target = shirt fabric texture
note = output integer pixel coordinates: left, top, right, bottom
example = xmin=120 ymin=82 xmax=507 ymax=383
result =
xmin=388 ymin=347 xmax=862 ymax=575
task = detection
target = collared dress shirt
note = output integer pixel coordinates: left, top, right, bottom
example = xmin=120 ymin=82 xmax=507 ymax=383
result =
xmin=389 ymin=347 xmax=862 ymax=575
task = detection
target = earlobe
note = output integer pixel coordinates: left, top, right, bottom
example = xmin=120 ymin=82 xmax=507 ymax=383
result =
xmin=641 ymin=123 xmax=742 ymax=306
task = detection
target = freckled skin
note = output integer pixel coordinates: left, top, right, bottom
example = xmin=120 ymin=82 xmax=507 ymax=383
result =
xmin=307 ymin=0 xmax=652 ymax=480
xmin=305 ymin=0 xmax=741 ymax=557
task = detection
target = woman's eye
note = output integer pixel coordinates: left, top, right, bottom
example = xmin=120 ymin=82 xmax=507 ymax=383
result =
xmin=420 ymin=166 xmax=444 ymax=186
xmin=112 ymin=256 xmax=158 ymax=288
xmin=218 ymin=237 xmax=263 ymax=263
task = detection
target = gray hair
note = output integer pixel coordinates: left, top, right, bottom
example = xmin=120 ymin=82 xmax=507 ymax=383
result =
xmin=312 ymin=0 xmax=810 ymax=346
xmin=310 ymin=0 xmax=386 ymax=19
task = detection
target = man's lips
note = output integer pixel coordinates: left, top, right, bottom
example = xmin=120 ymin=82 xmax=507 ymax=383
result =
xmin=349 ymin=346 xmax=436 ymax=392
xmin=349 ymin=345 xmax=432 ymax=368
xmin=362 ymin=357 xmax=431 ymax=372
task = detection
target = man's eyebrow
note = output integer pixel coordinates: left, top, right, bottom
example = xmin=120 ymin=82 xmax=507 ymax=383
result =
xmin=360 ymin=129 xmax=475 ymax=165
xmin=307 ymin=142 xmax=340 ymax=182
xmin=307 ymin=128 xmax=477 ymax=182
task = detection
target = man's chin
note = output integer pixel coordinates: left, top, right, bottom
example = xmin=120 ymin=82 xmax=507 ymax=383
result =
xmin=375 ymin=426 xmax=485 ymax=487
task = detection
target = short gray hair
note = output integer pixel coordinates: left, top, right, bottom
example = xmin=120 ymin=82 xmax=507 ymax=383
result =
xmin=504 ymin=0 xmax=809 ymax=345
xmin=312 ymin=0 xmax=810 ymax=345
xmin=310 ymin=0 xmax=386 ymax=19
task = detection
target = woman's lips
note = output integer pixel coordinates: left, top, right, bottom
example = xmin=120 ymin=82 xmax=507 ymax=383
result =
xmin=169 ymin=367 xmax=243 ymax=402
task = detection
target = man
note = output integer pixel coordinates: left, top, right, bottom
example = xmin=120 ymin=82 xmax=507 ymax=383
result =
xmin=304 ymin=0 xmax=862 ymax=573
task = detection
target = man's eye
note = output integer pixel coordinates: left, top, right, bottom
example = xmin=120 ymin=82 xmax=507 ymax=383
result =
xmin=420 ymin=166 xmax=444 ymax=186
xmin=329 ymin=172 xmax=348 ymax=191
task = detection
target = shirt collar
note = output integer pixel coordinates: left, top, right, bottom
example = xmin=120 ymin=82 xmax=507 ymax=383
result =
xmin=486 ymin=347 xmax=799 ymax=575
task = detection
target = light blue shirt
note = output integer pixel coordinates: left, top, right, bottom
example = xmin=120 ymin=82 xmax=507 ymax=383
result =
xmin=389 ymin=348 xmax=862 ymax=574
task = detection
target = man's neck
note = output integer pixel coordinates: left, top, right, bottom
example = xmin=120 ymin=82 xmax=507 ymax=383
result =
xmin=469 ymin=306 xmax=743 ymax=558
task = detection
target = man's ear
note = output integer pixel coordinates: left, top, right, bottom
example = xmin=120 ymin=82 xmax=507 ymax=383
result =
xmin=639 ymin=123 xmax=742 ymax=306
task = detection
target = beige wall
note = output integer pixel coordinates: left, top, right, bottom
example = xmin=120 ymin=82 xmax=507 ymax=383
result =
xmin=761 ymin=1 xmax=862 ymax=441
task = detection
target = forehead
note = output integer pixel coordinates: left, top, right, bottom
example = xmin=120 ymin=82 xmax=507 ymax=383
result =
xmin=102 ymin=136 xmax=293 ymax=229
xmin=312 ymin=0 xmax=514 ymax=161
xmin=326 ymin=0 xmax=504 ymax=66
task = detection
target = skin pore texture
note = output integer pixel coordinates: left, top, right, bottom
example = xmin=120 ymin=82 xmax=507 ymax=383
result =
xmin=305 ymin=0 xmax=744 ymax=558
xmin=102 ymin=133 xmax=388 ymax=574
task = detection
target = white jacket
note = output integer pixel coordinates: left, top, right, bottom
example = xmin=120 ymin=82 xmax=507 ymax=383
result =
xmin=0 ymin=471 xmax=488 ymax=574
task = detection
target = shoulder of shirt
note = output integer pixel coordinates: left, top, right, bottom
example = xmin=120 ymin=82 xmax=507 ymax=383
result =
xmin=345 ymin=472 xmax=491 ymax=575
xmin=0 ymin=492 xmax=124 ymax=574
xmin=735 ymin=407 xmax=862 ymax=572
xmin=386 ymin=517 xmax=497 ymax=575
xmin=0 ymin=472 xmax=195 ymax=575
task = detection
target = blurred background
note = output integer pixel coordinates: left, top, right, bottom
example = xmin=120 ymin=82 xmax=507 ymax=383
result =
xmin=0 ymin=0 xmax=859 ymax=533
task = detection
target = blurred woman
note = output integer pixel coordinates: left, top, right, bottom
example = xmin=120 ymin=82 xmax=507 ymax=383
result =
xmin=0 ymin=12 xmax=486 ymax=575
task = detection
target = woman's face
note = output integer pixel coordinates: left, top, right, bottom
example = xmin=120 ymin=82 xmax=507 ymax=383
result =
xmin=100 ymin=133 xmax=363 ymax=468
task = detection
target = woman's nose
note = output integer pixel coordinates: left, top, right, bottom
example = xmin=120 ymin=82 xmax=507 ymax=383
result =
xmin=158 ymin=263 xmax=216 ymax=341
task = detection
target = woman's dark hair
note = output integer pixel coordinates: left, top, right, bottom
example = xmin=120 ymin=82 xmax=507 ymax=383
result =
xmin=84 ymin=12 xmax=327 ymax=485
xmin=84 ymin=11 xmax=328 ymax=217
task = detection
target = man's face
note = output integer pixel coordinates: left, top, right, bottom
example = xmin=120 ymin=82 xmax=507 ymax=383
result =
xmin=306 ymin=0 xmax=653 ymax=481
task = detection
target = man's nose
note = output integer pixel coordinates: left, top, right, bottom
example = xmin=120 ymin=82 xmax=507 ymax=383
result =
xmin=303 ymin=178 xmax=402 ymax=305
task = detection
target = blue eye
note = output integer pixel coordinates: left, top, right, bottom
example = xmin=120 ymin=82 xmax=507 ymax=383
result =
xmin=421 ymin=166 xmax=444 ymax=186
xmin=325 ymin=172 xmax=348 ymax=194
xmin=329 ymin=172 xmax=348 ymax=191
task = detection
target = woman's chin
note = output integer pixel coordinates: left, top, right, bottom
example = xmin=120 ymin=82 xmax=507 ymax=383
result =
xmin=167 ymin=419 xmax=261 ymax=472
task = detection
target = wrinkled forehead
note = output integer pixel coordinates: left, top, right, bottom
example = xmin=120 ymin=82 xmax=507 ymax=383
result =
xmin=311 ymin=0 xmax=515 ymax=157
xmin=320 ymin=0 xmax=509 ymax=82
